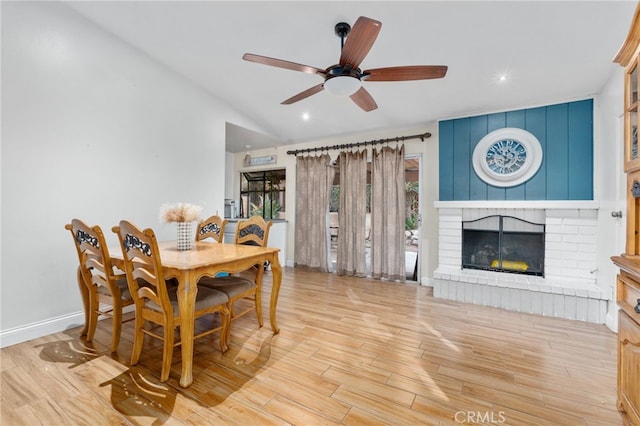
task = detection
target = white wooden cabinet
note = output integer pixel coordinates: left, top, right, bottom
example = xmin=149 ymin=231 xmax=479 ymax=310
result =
xmin=612 ymin=5 xmax=640 ymax=424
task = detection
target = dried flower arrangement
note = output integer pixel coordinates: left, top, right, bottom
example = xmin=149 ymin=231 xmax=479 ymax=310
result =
xmin=159 ymin=202 xmax=202 ymax=223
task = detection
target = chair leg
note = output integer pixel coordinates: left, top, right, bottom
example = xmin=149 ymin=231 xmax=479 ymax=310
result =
xmin=160 ymin=323 xmax=175 ymax=382
xmin=220 ymin=309 xmax=230 ymax=352
xmin=218 ymin=300 xmax=231 ymax=346
xmin=86 ymin=286 xmax=100 ymax=342
xmin=228 ymin=301 xmax=235 ymax=319
xmin=110 ymin=297 xmax=123 ymax=353
xmin=130 ymin=313 xmax=145 ymax=367
xmin=77 ymin=268 xmax=90 ymax=337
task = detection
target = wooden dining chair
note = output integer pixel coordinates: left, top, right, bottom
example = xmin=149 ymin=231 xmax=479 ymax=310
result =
xmin=195 ymin=215 xmax=228 ymax=243
xmin=65 ymin=218 xmax=133 ymax=353
xmin=112 ymin=220 xmax=230 ymax=382
xmin=199 ymin=215 xmax=272 ymax=334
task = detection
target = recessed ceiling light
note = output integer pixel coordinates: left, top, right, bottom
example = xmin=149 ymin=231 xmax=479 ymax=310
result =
xmin=302 ymin=112 xmax=310 ymax=121
xmin=499 ymin=74 xmax=508 ymax=82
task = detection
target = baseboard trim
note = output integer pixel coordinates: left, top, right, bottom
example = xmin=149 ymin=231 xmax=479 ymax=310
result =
xmin=605 ymin=306 xmax=619 ymax=333
xmin=0 ymin=311 xmax=85 ymax=348
xmin=0 ymin=304 xmax=136 ymax=348
xmin=421 ymin=276 xmax=434 ymax=287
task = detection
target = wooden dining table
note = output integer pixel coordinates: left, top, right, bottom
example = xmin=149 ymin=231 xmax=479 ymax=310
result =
xmin=110 ymin=240 xmax=282 ymax=387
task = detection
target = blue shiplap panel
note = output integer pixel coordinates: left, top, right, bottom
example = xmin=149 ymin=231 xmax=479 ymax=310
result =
xmin=545 ymin=103 xmax=569 ymax=199
xmin=469 ymin=116 xmax=489 ymax=200
xmin=437 ymin=99 xmax=593 ymax=202
xmin=487 ymin=112 xmax=507 ymax=132
xmin=486 ymin=113 xmax=507 ymax=199
xmin=453 ymin=118 xmax=471 ymax=200
xmin=523 ymin=107 xmax=547 ymax=199
xmin=506 ymin=110 xmax=526 ymax=128
xmin=505 ymin=181 xmax=526 ymax=200
xmin=568 ymin=99 xmax=593 ymax=199
xmin=439 ymin=120 xmax=455 ymax=201
xmin=504 ymin=110 xmax=526 ymax=200
xmin=487 ymin=187 xmax=507 ymax=202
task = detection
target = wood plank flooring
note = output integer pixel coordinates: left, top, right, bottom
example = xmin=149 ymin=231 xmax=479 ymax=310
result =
xmin=0 ymin=268 xmax=625 ymax=425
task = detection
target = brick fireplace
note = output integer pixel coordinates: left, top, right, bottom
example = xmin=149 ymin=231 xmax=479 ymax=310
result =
xmin=433 ymin=201 xmax=610 ymax=323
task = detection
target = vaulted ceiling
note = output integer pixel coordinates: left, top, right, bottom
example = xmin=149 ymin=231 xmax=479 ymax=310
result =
xmin=65 ymin=1 xmax=636 ymax=152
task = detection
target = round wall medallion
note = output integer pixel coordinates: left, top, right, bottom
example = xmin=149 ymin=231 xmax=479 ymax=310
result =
xmin=472 ymin=127 xmax=543 ymax=187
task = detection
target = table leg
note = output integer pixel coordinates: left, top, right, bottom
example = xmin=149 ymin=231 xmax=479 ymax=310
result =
xmin=269 ymin=253 xmax=282 ymax=334
xmin=178 ymin=271 xmax=197 ymax=388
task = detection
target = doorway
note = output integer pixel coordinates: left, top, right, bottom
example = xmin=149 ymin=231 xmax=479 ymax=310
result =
xmin=328 ymin=155 xmax=421 ymax=282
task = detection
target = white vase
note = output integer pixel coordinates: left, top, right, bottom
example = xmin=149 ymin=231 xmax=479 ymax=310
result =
xmin=176 ymin=221 xmax=192 ymax=251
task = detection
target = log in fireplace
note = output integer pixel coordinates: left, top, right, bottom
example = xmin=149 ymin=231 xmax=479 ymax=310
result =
xmin=462 ymin=215 xmax=545 ymax=276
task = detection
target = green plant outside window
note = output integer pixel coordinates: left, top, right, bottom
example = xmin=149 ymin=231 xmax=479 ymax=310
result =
xmin=240 ymin=169 xmax=285 ymax=220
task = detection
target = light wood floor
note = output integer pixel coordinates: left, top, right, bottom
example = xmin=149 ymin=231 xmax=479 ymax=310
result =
xmin=1 ymin=268 xmax=624 ymax=425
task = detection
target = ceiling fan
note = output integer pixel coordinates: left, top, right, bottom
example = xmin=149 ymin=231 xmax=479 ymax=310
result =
xmin=242 ymin=16 xmax=448 ymax=112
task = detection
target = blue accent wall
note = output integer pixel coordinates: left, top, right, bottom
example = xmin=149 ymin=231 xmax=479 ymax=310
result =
xmin=438 ymin=99 xmax=593 ymax=201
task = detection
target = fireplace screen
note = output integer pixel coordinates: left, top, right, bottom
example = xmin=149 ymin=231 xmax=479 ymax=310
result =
xmin=462 ymin=215 xmax=545 ymax=276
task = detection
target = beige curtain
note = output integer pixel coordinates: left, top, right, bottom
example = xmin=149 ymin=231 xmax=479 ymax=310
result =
xmin=336 ymin=150 xmax=367 ymax=277
xmin=371 ymin=145 xmax=406 ymax=281
xmin=294 ymin=154 xmax=335 ymax=272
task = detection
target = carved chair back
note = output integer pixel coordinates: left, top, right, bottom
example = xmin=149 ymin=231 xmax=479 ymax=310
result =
xmin=196 ymin=215 xmax=228 ymax=243
xmin=235 ymin=215 xmax=272 ymax=247
xmin=112 ymin=220 xmax=174 ymax=319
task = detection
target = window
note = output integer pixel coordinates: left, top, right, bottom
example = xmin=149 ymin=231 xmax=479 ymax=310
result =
xmin=239 ymin=169 xmax=286 ymax=219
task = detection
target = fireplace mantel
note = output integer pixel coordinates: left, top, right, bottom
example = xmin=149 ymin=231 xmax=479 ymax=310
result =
xmin=434 ymin=200 xmax=599 ymax=209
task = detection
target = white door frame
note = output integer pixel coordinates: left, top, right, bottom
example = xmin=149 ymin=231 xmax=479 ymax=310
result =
xmin=406 ymin=153 xmax=422 ymax=282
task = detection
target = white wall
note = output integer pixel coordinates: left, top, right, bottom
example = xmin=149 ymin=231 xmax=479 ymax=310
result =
xmin=224 ymin=152 xmax=236 ymax=199
xmin=0 ymin=2 xmax=264 ymax=346
xmin=229 ymin=124 xmax=440 ymax=284
xmin=596 ymin=65 xmax=627 ymax=332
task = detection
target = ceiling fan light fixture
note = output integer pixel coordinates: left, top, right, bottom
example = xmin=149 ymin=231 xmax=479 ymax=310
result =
xmin=324 ymin=76 xmax=362 ymax=96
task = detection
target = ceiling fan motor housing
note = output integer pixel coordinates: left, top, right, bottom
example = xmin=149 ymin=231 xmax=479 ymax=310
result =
xmin=326 ymin=64 xmax=361 ymax=79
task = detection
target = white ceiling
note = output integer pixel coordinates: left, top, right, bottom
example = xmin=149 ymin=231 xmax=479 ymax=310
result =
xmin=64 ymin=1 xmax=636 ymax=153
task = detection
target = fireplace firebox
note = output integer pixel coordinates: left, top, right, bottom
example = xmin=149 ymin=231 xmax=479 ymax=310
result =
xmin=462 ymin=215 xmax=545 ymax=276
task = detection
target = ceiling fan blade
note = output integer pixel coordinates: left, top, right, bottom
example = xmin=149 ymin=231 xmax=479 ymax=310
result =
xmin=350 ymin=87 xmax=378 ymax=112
xmin=243 ymin=53 xmax=326 ymax=76
xmin=363 ymin=65 xmax=448 ymax=82
xmin=339 ymin=17 xmax=381 ymax=69
xmin=281 ymin=84 xmax=325 ymax=105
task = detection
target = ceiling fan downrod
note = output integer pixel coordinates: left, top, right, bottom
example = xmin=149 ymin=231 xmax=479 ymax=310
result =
xmin=334 ymin=22 xmax=351 ymax=51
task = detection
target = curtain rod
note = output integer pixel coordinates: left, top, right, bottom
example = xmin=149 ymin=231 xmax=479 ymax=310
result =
xmin=285 ymin=131 xmax=431 ymax=156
